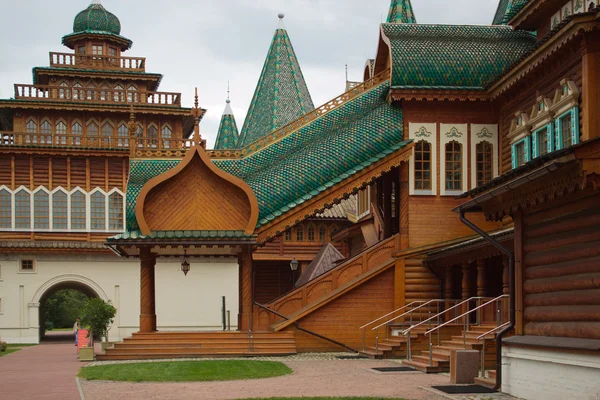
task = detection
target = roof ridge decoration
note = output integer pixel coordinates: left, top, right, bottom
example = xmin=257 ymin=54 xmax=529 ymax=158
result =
xmin=214 ymin=93 xmax=240 ymax=150
xmin=492 ymin=0 xmax=531 ymax=25
xmin=387 ymin=0 xmax=417 ymax=23
xmin=133 ymin=89 xmax=259 ymax=235
xmin=236 ymin=14 xmax=315 ymax=148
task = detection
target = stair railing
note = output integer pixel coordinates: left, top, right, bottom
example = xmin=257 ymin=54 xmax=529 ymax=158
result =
xmin=370 ymin=299 xmax=462 ymax=356
xmin=476 ymin=321 xmax=511 ymax=377
xmin=421 ymin=294 xmax=509 ymax=367
xmin=358 ymin=300 xmax=424 ymax=351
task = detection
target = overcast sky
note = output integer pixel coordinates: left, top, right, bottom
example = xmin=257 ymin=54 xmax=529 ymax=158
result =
xmin=0 ymin=0 xmax=500 ymax=147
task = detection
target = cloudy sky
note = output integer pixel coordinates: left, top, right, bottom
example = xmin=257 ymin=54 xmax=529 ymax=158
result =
xmin=0 ymin=0 xmax=500 ymax=147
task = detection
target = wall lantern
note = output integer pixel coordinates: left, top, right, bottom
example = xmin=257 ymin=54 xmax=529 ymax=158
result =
xmin=181 ymin=249 xmax=190 ymax=276
xmin=290 ymin=258 xmax=299 ymax=288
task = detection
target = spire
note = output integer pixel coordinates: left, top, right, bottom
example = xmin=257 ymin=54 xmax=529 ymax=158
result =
xmin=237 ymin=14 xmax=315 ymax=148
xmin=387 ymin=0 xmax=417 ymax=24
xmin=214 ymin=86 xmax=240 ymax=150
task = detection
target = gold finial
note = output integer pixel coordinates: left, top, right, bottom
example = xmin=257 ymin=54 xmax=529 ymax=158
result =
xmin=191 ymin=87 xmax=205 ymax=149
xmin=194 ymin=87 xmax=199 ymax=109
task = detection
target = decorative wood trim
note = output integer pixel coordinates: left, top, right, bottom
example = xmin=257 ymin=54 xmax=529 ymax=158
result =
xmin=390 ymin=89 xmax=489 ymax=102
xmin=135 ymin=145 xmax=259 ymax=235
xmin=256 ymin=143 xmax=414 ymax=243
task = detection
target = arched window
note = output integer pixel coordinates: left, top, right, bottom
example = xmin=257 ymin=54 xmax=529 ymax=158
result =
xmin=15 ymin=190 xmax=30 ymax=229
xmin=71 ymin=191 xmax=86 ymax=230
xmin=476 ymin=141 xmax=493 ymax=187
xmin=87 ymin=121 xmax=99 ymax=146
xmin=52 ymin=191 xmax=68 ymax=230
xmin=318 ymin=224 xmax=327 ymax=242
xmin=445 ymin=141 xmax=462 ymax=191
xmin=72 ymin=122 xmax=83 ymax=146
xmin=73 ymin=82 xmax=83 ymax=100
xmin=26 ymin=120 xmax=37 ymax=144
xmin=296 ymin=225 xmax=304 ymax=242
xmin=147 ymin=124 xmax=158 ymax=148
xmin=108 ymin=192 xmax=124 ymax=230
xmin=307 ymin=224 xmax=316 ymax=242
xmin=100 ymin=84 xmax=109 ymax=101
xmin=91 ymin=192 xmax=105 ymax=230
xmin=34 ymin=191 xmax=49 ymax=229
xmin=0 ymin=189 xmax=11 ymax=229
xmin=284 ymin=229 xmax=292 ymax=241
xmin=86 ymin=82 xmax=96 ymax=100
xmin=114 ymin=85 xmax=124 ymax=102
xmin=101 ymin=122 xmax=113 ymax=147
xmin=40 ymin=120 xmax=52 ymax=145
xmin=161 ymin=125 xmax=172 ymax=149
xmin=56 ymin=121 xmax=67 ymax=145
xmin=59 ymin=82 xmax=69 ymax=100
xmin=117 ymin=124 xmax=129 ymax=147
xmin=414 ymin=140 xmax=432 ymax=190
xmin=127 ymin=85 xmax=138 ymax=103
xmin=136 ymin=123 xmax=144 ymax=148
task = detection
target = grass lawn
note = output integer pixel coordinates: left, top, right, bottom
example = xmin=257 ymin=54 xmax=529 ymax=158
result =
xmin=7 ymin=344 xmax=37 ymax=348
xmin=236 ymin=398 xmax=406 ymax=400
xmin=0 ymin=349 xmax=21 ymax=357
xmin=47 ymin=328 xmax=73 ymax=332
xmin=78 ymin=360 xmax=293 ymax=382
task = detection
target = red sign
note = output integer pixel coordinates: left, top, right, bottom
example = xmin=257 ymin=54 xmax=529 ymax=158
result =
xmin=77 ymin=329 xmax=89 ymax=352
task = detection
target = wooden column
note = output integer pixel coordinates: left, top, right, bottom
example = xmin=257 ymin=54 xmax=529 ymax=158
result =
xmin=461 ymin=261 xmax=472 ymax=300
xmin=139 ymin=247 xmax=157 ymax=333
xmin=582 ymin=35 xmax=600 ymax=141
xmin=476 ymin=259 xmax=487 ymax=297
xmin=502 ymin=258 xmax=510 ymax=295
xmin=444 ymin=267 xmax=453 ymax=299
xmin=383 ymin=173 xmax=393 ymax=238
xmin=238 ymin=245 xmax=253 ymax=331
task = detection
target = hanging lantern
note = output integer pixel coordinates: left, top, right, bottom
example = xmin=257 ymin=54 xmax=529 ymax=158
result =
xmin=181 ymin=249 xmax=190 ymax=276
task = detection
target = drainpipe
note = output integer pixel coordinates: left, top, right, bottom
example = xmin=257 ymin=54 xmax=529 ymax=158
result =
xmin=458 ymin=211 xmax=514 ymax=391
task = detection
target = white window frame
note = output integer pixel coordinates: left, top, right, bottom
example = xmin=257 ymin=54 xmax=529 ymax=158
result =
xmin=51 ymin=187 xmax=69 ymax=231
xmin=18 ymin=258 xmax=36 ymax=274
xmin=440 ymin=124 xmax=468 ymax=196
xmin=70 ymin=187 xmax=88 ymax=232
xmin=529 ymin=96 xmax=554 ymax=159
xmin=0 ymin=185 xmax=12 ymax=230
xmin=470 ymin=124 xmax=499 ymax=189
xmin=32 ymin=186 xmax=51 ymax=232
xmin=13 ymin=186 xmax=32 ymax=231
xmin=409 ymin=123 xmax=437 ymax=196
xmin=107 ymin=188 xmax=126 ymax=233
xmin=88 ymin=188 xmax=108 ymax=232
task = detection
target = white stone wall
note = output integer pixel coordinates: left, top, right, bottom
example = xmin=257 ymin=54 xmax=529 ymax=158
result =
xmin=0 ymin=253 xmax=239 ymax=343
xmin=502 ymin=344 xmax=600 ymax=400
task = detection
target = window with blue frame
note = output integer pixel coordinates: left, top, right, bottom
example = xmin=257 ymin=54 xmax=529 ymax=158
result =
xmin=555 ymin=107 xmax=579 ymax=150
xmin=532 ymin=124 xmax=553 ymax=158
xmin=512 ymin=137 xmax=530 ymax=169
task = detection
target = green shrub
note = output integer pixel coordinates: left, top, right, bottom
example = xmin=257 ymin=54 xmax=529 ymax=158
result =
xmin=0 ymin=341 xmax=7 ymax=352
xmin=81 ymin=298 xmax=117 ymax=344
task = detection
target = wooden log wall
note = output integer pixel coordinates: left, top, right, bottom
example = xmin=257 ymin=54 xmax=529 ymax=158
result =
xmin=404 ymin=258 xmax=440 ymax=303
xmin=522 ymin=189 xmax=600 ymax=339
xmin=286 ymin=268 xmax=395 ymax=352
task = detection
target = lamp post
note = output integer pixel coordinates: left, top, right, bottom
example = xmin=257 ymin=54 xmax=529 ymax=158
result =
xmin=290 ymin=258 xmax=299 ymax=288
xmin=181 ymin=249 xmax=190 ymax=276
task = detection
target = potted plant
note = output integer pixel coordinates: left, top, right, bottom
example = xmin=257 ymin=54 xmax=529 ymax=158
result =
xmin=80 ymin=298 xmax=117 ymax=360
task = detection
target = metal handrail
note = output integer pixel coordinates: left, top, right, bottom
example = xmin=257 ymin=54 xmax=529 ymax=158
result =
xmin=477 ymin=321 xmax=511 ymax=340
xmin=359 ymin=301 xmax=423 ymax=330
xmin=401 ymin=297 xmax=490 ymax=336
xmin=424 ymin=295 xmax=509 ymax=336
xmin=372 ymin=299 xmax=452 ymax=331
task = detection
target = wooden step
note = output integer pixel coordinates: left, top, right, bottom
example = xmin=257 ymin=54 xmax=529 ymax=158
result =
xmin=359 ymin=349 xmax=385 ymax=359
xmin=411 ymin=354 xmax=449 ymax=368
xmin=401 ymin=359 xmax=442 ymax=373
xmin=488 ymin=369 xmax=497 ymax=379
xmin=474 ymin=376 xmax=496 ymax=389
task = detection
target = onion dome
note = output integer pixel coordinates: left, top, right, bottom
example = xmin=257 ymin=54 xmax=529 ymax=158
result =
xmin=62 ymin=1 xmax=132 ymax=50
xmin=73 ymin=1 xmax=121 ymax=35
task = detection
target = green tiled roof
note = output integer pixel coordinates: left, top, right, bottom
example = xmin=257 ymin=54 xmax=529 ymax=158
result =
xmin=387 ymin=0 xmax=417 ymax=23
xmin=108 ymin=230 xmax=256 ymax=241
xmin=73 ymin=3 xmax=121 ymax=35
xmin=126 ymin=80 xmax=409 ymax=231
xmin=493 ymin=0 xmax=531 ymax=25
xmin=214 ymin=99 xmax=240 ymax=150
xmin=32 ymin=67 xmax=163 ymax=90
xmin=382 ymin=24 xmax=536 ymax=89
xmin=237 ymin=17 xmax=314 ymax=148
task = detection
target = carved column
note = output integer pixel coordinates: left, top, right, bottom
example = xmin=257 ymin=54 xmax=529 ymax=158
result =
xmin=139 ymin=247 xmax=157 ymax=333
xmin=238 ymin=245 xmax=253 ymax=331
xmin=383 ymin=173 xmax=393 ymax=239
xmin=461 ymin=261 xmax=472 ymax=300
xmin=476 ymin=258 xmax=487 ymax=297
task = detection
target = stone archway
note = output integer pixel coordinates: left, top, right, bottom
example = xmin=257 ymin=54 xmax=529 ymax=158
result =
xmin=31 ymin=274 xmax=108 ymax=341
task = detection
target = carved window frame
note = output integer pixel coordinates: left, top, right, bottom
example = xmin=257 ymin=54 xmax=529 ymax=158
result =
xmin=51 ymin=188 xmax=69 ymax=231
xmin=471 ymin=124 xmax=498 ymax=188
xmin=551 ymin=79 xmax=580 ymax=150
xmin=511 ymin=137 xmax=531 ymax=169
xmin=70 ymin=188 xmax=87 ymax=231
xmin=33 ymin=187 xmax=51 ymax=231
xmin=0 ymin=186 xmax=12 ymax=230
xmin=409 ymin=123 xmax=437 ymax=196
xmin=107 ymin=189 xmax=125 ymax=232
xmin=440 ymin=124 xmax=468 ymax=196
xmin=14 ymin=187 xmax=31 ymax=230
xmin=89 ymin=189 xmax=107 ymax=231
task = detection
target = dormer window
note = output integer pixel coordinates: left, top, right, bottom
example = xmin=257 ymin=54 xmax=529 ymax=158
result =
xmin=78 ymin=46 xmax=86 ymax=55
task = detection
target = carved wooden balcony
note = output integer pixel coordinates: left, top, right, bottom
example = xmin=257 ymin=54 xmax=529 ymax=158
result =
xmin=14 ymin=84 xmax=181 ymax=107
xmin=0 ymin=131 xmax=192 ymax=158
xmin=49 ymin=52 xmax=146 ymax=72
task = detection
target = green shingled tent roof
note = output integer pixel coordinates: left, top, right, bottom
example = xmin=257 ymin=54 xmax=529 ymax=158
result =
xmin=214 ymin=99 xmax=240 ymax=150
xmin=236 ymin=15 xmax=314 ymax=149
xmin=492 ymin=0 xmax=531 ymax=25
xmin=387 ymin=0 xmax=417 ymax=23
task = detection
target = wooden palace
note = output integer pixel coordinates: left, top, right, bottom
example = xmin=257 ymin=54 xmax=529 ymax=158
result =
xmin=1 ymin=1 xmax=599 ymax=398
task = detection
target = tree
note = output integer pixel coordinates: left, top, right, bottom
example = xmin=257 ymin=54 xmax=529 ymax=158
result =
xmin=44 ymin=289 xmax=90 ymax=329
xmin=80 ymin=298 xmax=117 ymax=344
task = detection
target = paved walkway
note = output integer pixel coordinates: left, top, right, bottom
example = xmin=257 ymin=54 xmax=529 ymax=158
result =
xmin=0 ymin=343 xmax=83 ymax=400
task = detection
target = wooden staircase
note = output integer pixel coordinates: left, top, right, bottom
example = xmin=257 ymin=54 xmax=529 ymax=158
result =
xmin=402 ymin=324 xmax=497 ymax=373
xmin=97 ymin=331 xmax=296 ymax=361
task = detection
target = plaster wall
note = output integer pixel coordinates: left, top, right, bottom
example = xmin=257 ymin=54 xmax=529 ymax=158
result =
xmin=502 ymin=345 xmax=600 ymax=400
xmin=0 ymin=253 xmax=239 ymax=343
